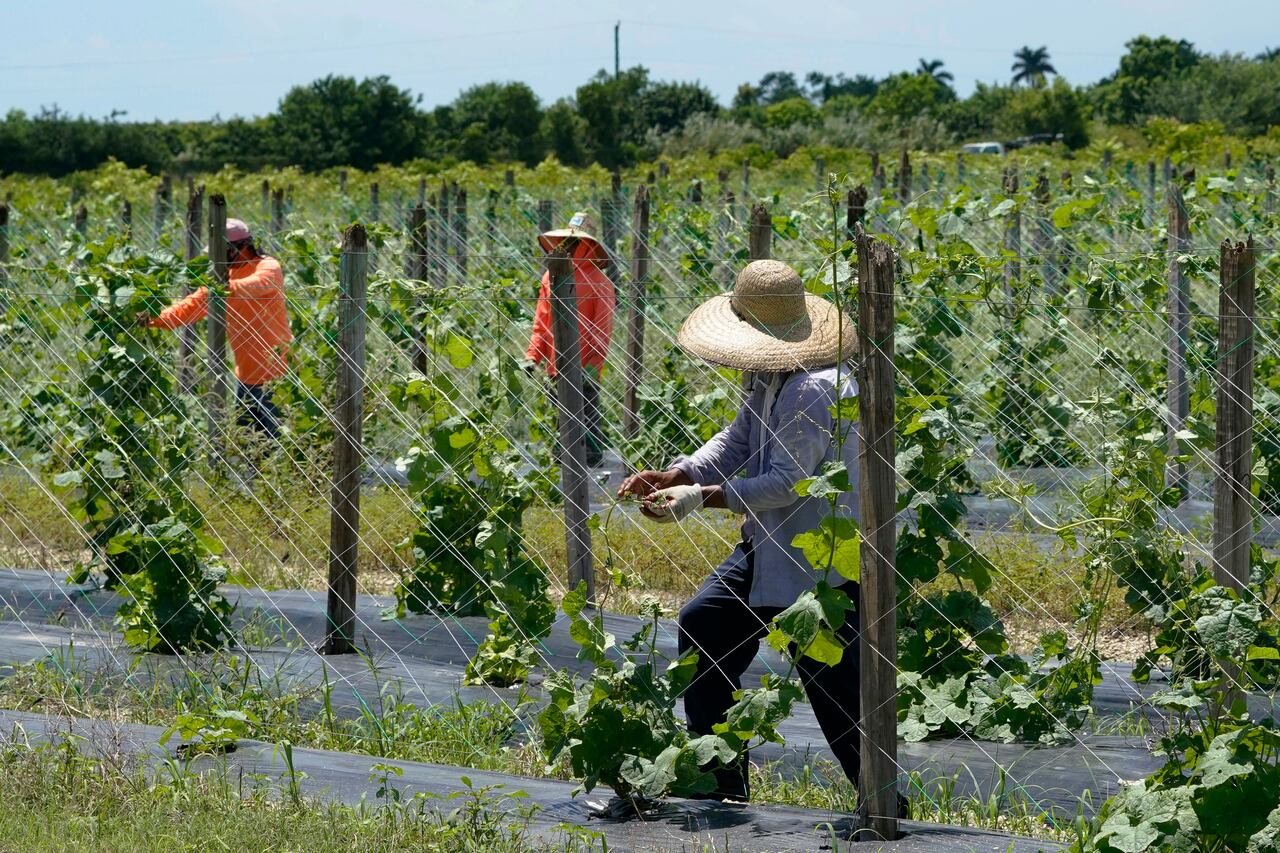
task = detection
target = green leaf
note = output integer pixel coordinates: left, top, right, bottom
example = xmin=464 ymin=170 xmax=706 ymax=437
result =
xmin=790 ymin=517 xmax=860 ymax=581
xmin=444 ymin=333 xmax=474 ymax=369
xmin=448 ymin=427 xmax=477 ymax=449
xmin=802 ymin=627 xmax=845 ymax=666
xmin=1194 ymin=593 xmax=1262 ymax=659
xmin=1247 ymin=645 xmax=1280 ymax=661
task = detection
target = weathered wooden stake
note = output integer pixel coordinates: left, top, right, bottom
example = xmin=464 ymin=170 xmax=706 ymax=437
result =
xmin=453 ymin=187 xmax=468 ymax=278
xmin=408 ymin=204 xmax=428 ymax=375
xmin=1166 ymin=184 xmax=1191 ymax=497
xmin=658 ymin=161 xmax=669 ymax=179
xmin=270 ymin=187 xmax=285 ymax=238
xmin=153 ymin=178 xmax=171 ymax=249
xmin=121 ymin=200 xmax=132 ymax=241
xmin=324 ymin=224 xmax=370 ymax=655
xmin=1214 ymin=237 xmax=1255 ymax=593
xmin=537 ymin=199 xmax=554 ymax=236
xmin=846 ymin=186 xmax=868 ymax=239
xmin=815 ymin=155 xmax=826 ymax=192
xmin=546 ymin=239 xmax=595 ymax=602
xmin=0 ymin=203 xmax=9 ymax=291
xmin=205 ymin=194 xmax=230 ymax=466
xmin=690 ymin=179 xmax=703 ymax=205
xmin=1033 ymin=172 xmax=1056 ymax=292
xmin=748 ymin=203 xmax=771 ymax=260
xmin=369 ymin=182 xmax=380 ymax=222
xmin=855 ymin=224 xmax=899 ymax=841
xmin=602 ymin=173 xmax=622 ymax=285
xmin=504 ymin=169 xmax=515 ymax=188
xmin=897 ymin=149 xmax=911 ymax=204
xmin=338 ymin=169 xmax=348 ymax=196
xmin=179 ymin=189 xmax=203 ymax=392
xmin=1003 ymin=169 xmax=1021 ymax=290
xmin=73 ymin=204 xmax=88 ymax=239
xmin=260 ymin=178 xmax=269 ymax=214
xmin=622 ymin=185 xmax=650 ymax=440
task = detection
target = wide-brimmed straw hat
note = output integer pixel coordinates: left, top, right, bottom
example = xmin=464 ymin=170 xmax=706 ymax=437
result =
xmin=677 ymin=260 xmax=856 ymax=371
xmin=539 ymin=211 xmax=601 ymax=253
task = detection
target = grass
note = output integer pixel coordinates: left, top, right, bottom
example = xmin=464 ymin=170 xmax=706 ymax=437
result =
xmin=0 ymin=649 xmax=1094 ymax=844
xmin=0 ymin=733 xmax=602 ymax=852
xmin=0 ymin=465 xmax=1154 ymax=645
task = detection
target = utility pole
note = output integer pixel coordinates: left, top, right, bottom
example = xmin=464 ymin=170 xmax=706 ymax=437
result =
xmin=614 ymin=21 xmax=620 ymax=78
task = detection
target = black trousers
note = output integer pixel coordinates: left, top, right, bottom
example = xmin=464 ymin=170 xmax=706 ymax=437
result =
xmin=549 ymin=369 xmax=605 ymax=466
xmin=677 ymin=548 xmax=861 ymax=799
xmin=235 ymin=381 xmax=281 ymax=439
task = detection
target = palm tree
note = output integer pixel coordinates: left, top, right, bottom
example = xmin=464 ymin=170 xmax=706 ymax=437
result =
xmin=1011 ymin=46 xmax=1056 ymax=87
xmin=917 ymin=58 xmax=954 ymax=86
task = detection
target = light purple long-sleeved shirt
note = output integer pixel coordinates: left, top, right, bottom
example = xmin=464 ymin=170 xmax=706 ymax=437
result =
xmin=673 ymin=365 xmax=860 ymax=608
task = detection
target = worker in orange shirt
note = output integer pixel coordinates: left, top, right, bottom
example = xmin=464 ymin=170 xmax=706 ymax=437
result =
xmin=148 ymin=218 xmax=292 ymax=439
xmin=524 ymin=211 xmax=615 ymax=467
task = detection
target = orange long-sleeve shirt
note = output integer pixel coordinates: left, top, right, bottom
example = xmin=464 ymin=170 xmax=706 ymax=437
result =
xmin=151 ymin=256 xmax=292 ymax=385
xmin=525 ymin=244 xmax=615 ymax=376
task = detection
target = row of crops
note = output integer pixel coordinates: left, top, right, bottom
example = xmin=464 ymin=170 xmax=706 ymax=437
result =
xmin=2 ymin=146 xmax=1280 ymax=848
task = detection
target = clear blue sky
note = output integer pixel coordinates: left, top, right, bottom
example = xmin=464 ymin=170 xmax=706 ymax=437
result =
xmin=2 ymin=0 xmax=1275 ymax=122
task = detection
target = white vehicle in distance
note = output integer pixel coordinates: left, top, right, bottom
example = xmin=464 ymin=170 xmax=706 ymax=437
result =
xmin=961 ymin=141 xmax=1005 ymax=155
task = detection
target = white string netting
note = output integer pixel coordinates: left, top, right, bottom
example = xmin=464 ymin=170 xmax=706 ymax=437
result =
xmin=0 ymin=157 xmax=1277 ymax=830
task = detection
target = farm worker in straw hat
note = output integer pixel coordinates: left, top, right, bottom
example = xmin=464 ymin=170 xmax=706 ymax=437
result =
xmin=524 ymin=211 xmax=616 ymax=467
xmin=618 ymin=259 xmax=867 ymax=804
xmin=146 ymin=218 xmax=292 ymax=440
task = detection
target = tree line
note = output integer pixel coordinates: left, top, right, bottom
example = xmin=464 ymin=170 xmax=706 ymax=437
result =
xmin=1 ymin=36 xmax=1277 ymax=177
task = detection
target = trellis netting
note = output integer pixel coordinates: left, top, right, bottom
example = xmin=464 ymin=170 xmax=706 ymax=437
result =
xmin=0 ymin=153 xmax=1279 ymax=842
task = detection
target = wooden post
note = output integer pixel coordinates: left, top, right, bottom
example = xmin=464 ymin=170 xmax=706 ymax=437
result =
xmin=0 ymin=203 xmax=9 ymax=292
xmin=855 ymin=224 xmax=899 ymax=841
xmin=1266 ymin=166 xmax=1276 ymax=215
xmin=260 ymin=178 xmax=269 ymax=214
xmin=153 ymin=178 xmax=171 ymax=249
xmin=121 ymin=200 xmax=132 ymax=241
xmin=504 ymin=169 xmax=515 ymax=188
xmin=716 ymin=168 xmax=729 ymax=202
xmin=270 ymin=187 xmax=285 ymax=237
xmin=1146 ymin=161 xmax=1157 ymax=221
xmin=602 ymin=173 xmax=622 ymax=285
xmin=408 ymin=204 xmax=428 ymax=374
xmin=658 ymin=161 xmax=669 ymax=180
xmin=178 ymin=189 xmax=203 ymax=392
xmin=369 ymin=182 xmax=380 ymax=222
xmin=324 ymin=224 xmax=369 ymax=655
xmin=1223 ymin=150 xmax=1233 ymax=171
xmin=73 ymin=204 xmax=88 ymax=239
xmin=1033 ymin=172 xmax=1056 ymax=293
xmin=338 ymin=169 xmax=348 ymax=196
xmin=1166 ymin=184 xmax=1191 ymax=497
xmin=956 ymin=151 xmax=966 ymax=184
xmin=453 ymin=187 xmax=468 ymax=279
xmin=546 ymin=238 xmax=595 ymax=601
xmin=205 ymin=195 xmax=230 ymax=466
xmin=1214 ymin=237 xmax=1254 ymax=592
xmin=1003 ymin=170 xmax=1021 ymax=290
xmin=690 ymin=179 xmax=703 ymax=205
xmin=846 ymin=186 xmax=867 ymax=239
xmin=815 ymin=155 xmax=826 ymax=192
xmin=748 ymin=203 xmax=771 ymax=260
xmin=485 ymin=189 xmax=498 ymax=244
xmin=623 ymin=185 xmax=650 ymax=440
xmin=898 ymin=149 xmax=911 ymax=204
